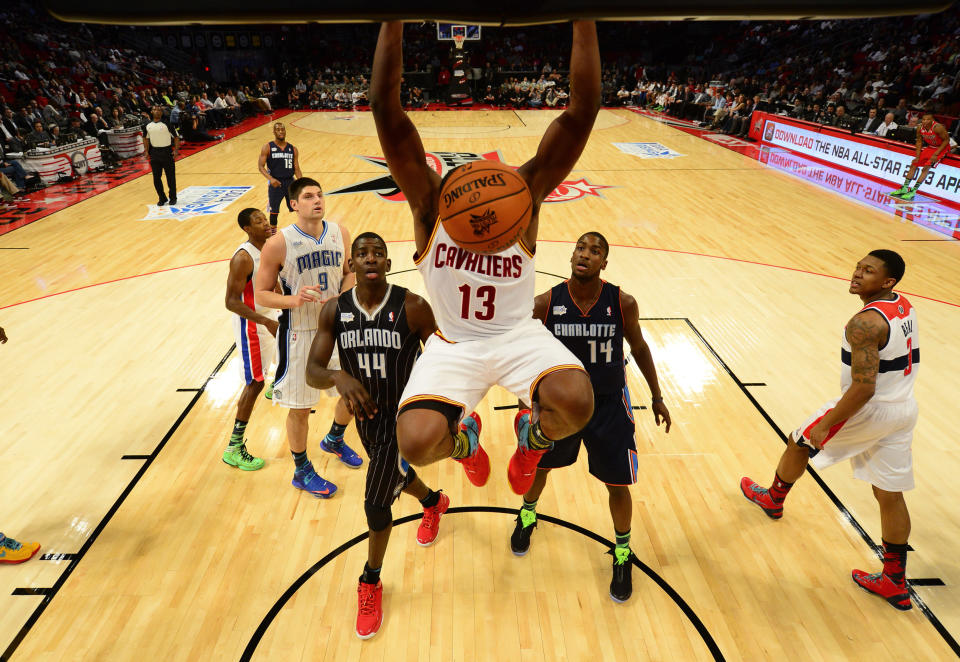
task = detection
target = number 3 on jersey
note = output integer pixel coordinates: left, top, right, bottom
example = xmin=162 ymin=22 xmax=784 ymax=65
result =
xmin=458 ymin=283 xmax=496 ymax=321
xmin=357 ymin=352 xmax=387 ymax=379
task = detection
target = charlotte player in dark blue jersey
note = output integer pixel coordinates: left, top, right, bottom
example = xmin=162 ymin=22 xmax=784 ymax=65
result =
xmin=510 ymin=231 xmax=672 ymax=603
xmin=305 ymin=232 xmax=448 ymax=639
xmin=258 ymin=121 xmax=302 ymax=227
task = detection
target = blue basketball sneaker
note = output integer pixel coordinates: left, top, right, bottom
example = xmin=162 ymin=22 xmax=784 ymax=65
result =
xmin=292 ymin=461 xmax=338 ymax=498
xmin=320 ymin=436 xmax=363 ymax=468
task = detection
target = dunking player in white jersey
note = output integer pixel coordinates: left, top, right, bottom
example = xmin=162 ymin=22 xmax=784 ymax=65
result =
xmin=742 ymin=250 xmax=920 ymax=612
xmin=222 ymin=208 xmax=278 ymax=472
xmin=370 ymin=21 xmax=601 ymax=496
xmin=255 ymin=177 xmax=362 ymax=498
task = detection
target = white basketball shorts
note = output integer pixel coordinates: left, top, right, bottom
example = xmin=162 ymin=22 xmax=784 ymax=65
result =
xmin=793 ymin=397 xmax=918 ymax=492
xmin=398 ymin=316 xmax=585 ymax=421
xmin=273 ymin=327 xmax=339 ymax=409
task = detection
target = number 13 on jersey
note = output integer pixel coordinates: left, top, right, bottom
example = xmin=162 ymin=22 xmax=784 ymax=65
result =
xmin=458 ymin=283 xmax=496 ymax=321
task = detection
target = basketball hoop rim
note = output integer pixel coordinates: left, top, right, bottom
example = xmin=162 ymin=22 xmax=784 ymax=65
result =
xmin=453 ymin=35 xmax=465 ymax=49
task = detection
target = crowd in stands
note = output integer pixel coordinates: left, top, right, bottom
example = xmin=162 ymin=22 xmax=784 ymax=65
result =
xmin=2 ymin=3 xmax=960 ymax=199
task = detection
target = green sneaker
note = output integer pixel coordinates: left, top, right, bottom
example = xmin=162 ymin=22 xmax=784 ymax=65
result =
xmin=510 ymin=507 xmax=537 ymax=556
xmin=222 ymin=441 xmax=265 ymax=471
xmin=610 ymin=546 xmax=634 ymax=602
xmin=888 ymin=186 xmax=908 ymax=197
xmin=264 ymin=380 xmax=274 ymax=400
xmin=899 ymin=189 xmax=916 ymax=201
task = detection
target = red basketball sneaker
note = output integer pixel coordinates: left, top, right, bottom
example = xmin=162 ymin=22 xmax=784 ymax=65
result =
xmin=417 ymin=492 xmax=450 ymax=546
xmin=508 ymin=409 xmax=549 ymax=495
xmin=356 ymin=580 xmax=384 ymax=639
xmin=454 ymin=412 xmax=489 ymax=487
xmin=852 ymin=569 xmax=912 ymax=611
xmin=739 ymin=477 xmax=783 ymax=520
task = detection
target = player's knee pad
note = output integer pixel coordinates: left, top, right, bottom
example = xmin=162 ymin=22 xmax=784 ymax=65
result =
xmin=364 ymin=501 xmax=392 ymax=532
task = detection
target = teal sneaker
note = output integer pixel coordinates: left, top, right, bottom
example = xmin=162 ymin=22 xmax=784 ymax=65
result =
xmin=222 ymin=441 xmax=265 ymax=471
xmin=888 ymin=186 xmax=908 ymax=198
xmin=264 ymin=380 xmax=274 ymax=400
xmin=899 ymin=189 xmax=916 ymax=201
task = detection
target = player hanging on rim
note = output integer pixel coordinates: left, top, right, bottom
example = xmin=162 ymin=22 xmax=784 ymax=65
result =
xmin=255 ymin=177 xmax=362 ymax=498
xmin=222 ymin=208 xmax=279 ymax=471
xmin=259 ymin=121 xmax=302 ymax=227
xmin=306 ymin=232 xmax=449 ymax=639
xmin=889 ymin=113 xmax=950 ymax=201
xmin=369 ymin=21 xmax=601 ymax=494
xmin=509 ymin=231 xmax=672 ymax=603
xmin=741 ymin=250 xmax=920 ymax=611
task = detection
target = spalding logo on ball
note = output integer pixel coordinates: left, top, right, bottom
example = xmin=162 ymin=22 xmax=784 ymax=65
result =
xmin=438 ymin=161 xmax=533 ymax=255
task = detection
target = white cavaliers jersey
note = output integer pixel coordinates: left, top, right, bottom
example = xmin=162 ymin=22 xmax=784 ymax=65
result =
xmin=414 ymin=219 xmax=534 ymax=341
xmin=841 ymin=293 xmax=918 ymax=403
xmin=278 ymin=221 xmax=346 ymax=331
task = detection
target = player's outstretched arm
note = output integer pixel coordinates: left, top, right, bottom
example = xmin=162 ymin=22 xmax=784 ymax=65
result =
xmin=369 ymin=22 xmax=441 ymax=249
xmin=306 ymin=297 xmax=378 ymax=418
xmin=621 ymin=291 xmax=671 ymax=432
xmin=518 ymin=21 xmax=601 ymax=209
xmin=404 ymin=292 xmax=438 ymax=344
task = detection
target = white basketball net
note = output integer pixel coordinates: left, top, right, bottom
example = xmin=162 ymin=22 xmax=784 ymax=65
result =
xmin=453 ymin=34 xmax=465 ymax=49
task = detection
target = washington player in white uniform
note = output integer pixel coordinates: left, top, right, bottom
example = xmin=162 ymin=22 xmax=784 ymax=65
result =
xmin=255 ymin=177 xmax=361 ymax=498
xmin=741 ymin=250 xmax=920 ymax=612
xmin=370 ymin=21 xmax=600 ymax=495
xmin=223 ymin=208 xmax=278 ymax=471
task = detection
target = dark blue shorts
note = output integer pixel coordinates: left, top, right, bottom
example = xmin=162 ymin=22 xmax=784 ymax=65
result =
xmin=538 ymin=387 xmax=638 ymax=485
xmin=267 ymin=178 xmax=293 ymax=213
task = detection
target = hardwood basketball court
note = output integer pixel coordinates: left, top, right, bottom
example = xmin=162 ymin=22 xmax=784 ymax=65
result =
xmin=1 ymin=108 xmax=958 ymax=661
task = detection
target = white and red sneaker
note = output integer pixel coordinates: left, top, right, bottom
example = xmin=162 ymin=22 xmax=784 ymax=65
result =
xmin=417 ymin=492 xmax=450 ymax=546
xmin=356 ymin=580 xmax=384 ymax=639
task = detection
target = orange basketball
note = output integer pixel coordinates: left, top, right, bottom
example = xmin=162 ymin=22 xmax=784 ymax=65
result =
xmin=438 ymin=160 xmax=533 ymax=255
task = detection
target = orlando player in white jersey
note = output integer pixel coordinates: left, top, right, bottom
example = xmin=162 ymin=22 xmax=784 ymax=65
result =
xmin=741 ymin=250 xmax=920 ymax=611
xmin=255 ymin=177 xmax=361 ymax=498
xmin=223 ymin=208 xmax=278 ymax=471
xmin=370 ymin=21 xmax=600 ymax=496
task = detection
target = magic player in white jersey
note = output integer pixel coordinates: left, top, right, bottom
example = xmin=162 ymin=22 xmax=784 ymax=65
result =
xmin=223 ymin=208 xmax=278 ymax=471
xmin=741 ymin=250 xmax=920 ymax=612
xmin=370 ymin=21 xmax=600 ymax=496
xmin=255 ymin=177 xmax=362 ymax=499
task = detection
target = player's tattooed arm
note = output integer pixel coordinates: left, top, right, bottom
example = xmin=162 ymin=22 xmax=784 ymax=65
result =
xmin=808 ymin=310 xmax=886 ymax=445
xmin=847 ymin=310 xmax=886 ymax=388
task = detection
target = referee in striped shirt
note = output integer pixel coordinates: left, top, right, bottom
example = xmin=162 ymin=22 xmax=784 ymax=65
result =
xmin=145 ymin=106 xmax=180 ymax=206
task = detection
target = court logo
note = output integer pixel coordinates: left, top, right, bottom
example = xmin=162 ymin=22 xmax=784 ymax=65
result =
xmin=141 ymin=185 xmax=254 ymax=221
xmin=327 ymin=151 xmax=612 ymax=203
xmin=613 ymin=142 xmax=685 ymax=159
